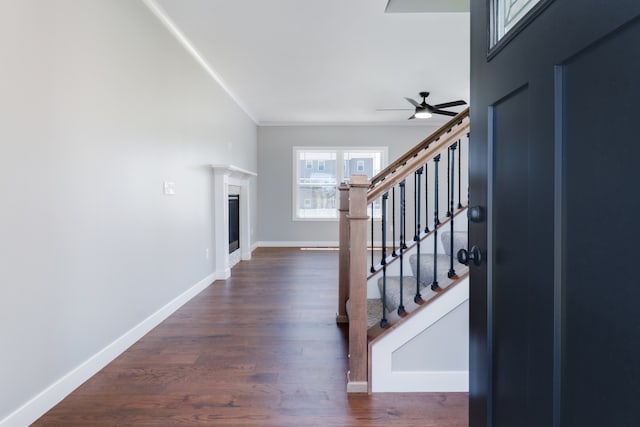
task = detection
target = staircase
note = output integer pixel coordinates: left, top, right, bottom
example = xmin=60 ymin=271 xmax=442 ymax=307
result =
xmin=338 ymin=108 xmax=470 ymax=393
xmin=365 ymin=227 xmax=469 ymax=329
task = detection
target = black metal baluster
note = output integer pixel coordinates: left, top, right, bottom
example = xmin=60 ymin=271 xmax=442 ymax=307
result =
xmin=446 ymin=147 xmax=451 ymax=217
xmin=380 ymin=192 xmax=389 ymax=328
xmin=380 ymin=203 xmax=386 ymax=266
xmin=457 ymin=138 xmax=463 ymax=210
xmin=415 ymin=167 xmax=424 ymax=303
xmin=448 ymin=143 xmax=457 ymax=279
xmin=432 ymin=155 xmax=441 ymax=291
xmin=414 ymin=172 xmax=418 ymax=242
xmin=392 ymin=187 xmax=397 ymax=257
xmin=424 ymin=163 xmax=430 ymax=233
xmin=370 ymin=203 xmax=375 ymax=273
xmin=401 ymin=181 xmax=407 ymax=250
xmin=398 ymin=180 xmax=406 ymax=315
xmin=433 ymin=154 xmax=441 ymax=227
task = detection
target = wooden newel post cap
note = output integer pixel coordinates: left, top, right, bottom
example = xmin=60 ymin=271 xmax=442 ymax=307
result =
xmin=348 ymin=174 xmax=370 ymax=188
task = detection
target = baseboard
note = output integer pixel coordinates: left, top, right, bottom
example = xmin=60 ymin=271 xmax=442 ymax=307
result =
xmin=214 ymin=267 xmax=231 ymax=280
xmin=371 ymin=371 xmax=468 ymax=392
xmin=346 ymin=371 xmax=368 ymax=393
xmin=0 ymin=272 xmax=216 ymax=427
xmin=256 ymin=240 xmax=339 ymax=247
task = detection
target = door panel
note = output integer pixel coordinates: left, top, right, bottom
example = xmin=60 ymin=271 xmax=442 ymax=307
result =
xmin=562 ymin=17 xmax=640 ymax=426
xmin=491 ymin=86 xmax=547 ymax=427
xmin=470 ymin=1 xmax=640 ymax=426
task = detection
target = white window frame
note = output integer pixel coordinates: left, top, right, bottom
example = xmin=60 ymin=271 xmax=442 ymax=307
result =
xmin=292 ymin=146 xmax=388 ymax=221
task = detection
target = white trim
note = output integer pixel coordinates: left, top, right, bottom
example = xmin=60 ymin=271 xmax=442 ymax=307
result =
xmin=214 ymin=267 xmax=232 ymax=280
xmin=210 ymin=164 xmax=257 ymax=178
xmin=259 ymin=121 xmax=445 ymax=128
xmin=211 ymin=165 xmax=256 ymax=280
xmin=0 ymin=272 xmax=216 ymax=427
xmin=292 ymin=147 xmax=388 ymax=221
xmin=346 ymin=379 xmax=368 ymax=393
xmin=372 ymin=371 xmax=468 ymax=392
xmin=370 ymin=279 xmax=469 ymax=392
xmin=140 ymin=0 xmax=257 ymax=124
xmin=256 ymin=241 xmax=339 ymax=248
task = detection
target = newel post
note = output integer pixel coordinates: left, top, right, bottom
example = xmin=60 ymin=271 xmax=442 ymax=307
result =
xmin=347 ymin=174 xmax=370 ymax=393
xmin=337 ymin=182 xmax=350 ymax=324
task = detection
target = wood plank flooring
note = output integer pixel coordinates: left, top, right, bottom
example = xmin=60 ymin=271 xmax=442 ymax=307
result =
xmin=33 ymin=247 xmax=468 ymax=426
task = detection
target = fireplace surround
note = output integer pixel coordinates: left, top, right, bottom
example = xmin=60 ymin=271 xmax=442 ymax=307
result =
xmin=211 ymin=165 xmax=256 ymax=279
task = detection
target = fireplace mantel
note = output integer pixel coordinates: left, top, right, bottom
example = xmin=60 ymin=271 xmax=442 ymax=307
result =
xmin=211 ymin=164 xmax=257 ymax=180
xmin=211 ymin=164 xmax=256 ymax=279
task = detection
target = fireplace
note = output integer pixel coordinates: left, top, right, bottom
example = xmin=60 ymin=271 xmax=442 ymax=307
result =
xmin=211 ymin=165 xmax=256 ymax=280
xmin=228 ymin=194 xmax=240 ymax=253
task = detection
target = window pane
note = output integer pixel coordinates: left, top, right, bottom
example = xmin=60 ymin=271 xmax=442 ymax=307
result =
xmin=343 ymin=151 xmax=382 ymax=180
xmin=296 ymin=151 xmax=337 ymax=219
xmin=492 ymin=0 xmax=544 ymax=46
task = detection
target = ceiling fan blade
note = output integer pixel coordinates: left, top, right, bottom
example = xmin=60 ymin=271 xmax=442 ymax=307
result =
xmin=408 ymin=114 xmax=416 ymax=120
xmin=432 ymin=109 xmax=458 ymax=117
xmin=433 ymin=100 xmax=467 ymax=109
xmin=405 ymin=97 xmax=422 ymax=108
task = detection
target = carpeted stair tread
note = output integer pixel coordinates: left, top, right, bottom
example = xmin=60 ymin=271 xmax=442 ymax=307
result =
xmin=440 ymin=230 xmax=468 ymax=257
xmin=376 ymin=276 xmax=424 ymax=312
xmin=367 ymin=298 xmax=383 ymax=328
xmin=409 ymin=253 xmax=458 ymax=286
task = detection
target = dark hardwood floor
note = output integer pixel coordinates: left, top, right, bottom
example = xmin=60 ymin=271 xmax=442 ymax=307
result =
xmin=33 ymin=247 xmax=468 ymax=426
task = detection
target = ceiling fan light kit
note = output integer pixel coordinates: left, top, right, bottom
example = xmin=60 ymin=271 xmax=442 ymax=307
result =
xmin=414 ymin=109 xmax=432 ymax=119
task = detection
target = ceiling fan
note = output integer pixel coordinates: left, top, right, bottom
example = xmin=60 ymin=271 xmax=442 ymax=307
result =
xmin=378 ymin=92 xmax=467 ymax=120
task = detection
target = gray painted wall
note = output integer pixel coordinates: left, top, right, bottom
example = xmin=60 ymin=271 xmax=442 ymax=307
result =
xmin=0 ymin=0 xmax=256 ymax=420
xmin=257 ymin=125 xmax=440 ymax=244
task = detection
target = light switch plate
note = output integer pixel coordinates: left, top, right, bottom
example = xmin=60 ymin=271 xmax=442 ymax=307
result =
xmin=163 ymin=181 xmax=176 ymax=195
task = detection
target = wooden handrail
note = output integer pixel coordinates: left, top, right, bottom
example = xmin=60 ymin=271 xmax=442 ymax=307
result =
xmin=368 ymin=108 xmax=470 ymax=200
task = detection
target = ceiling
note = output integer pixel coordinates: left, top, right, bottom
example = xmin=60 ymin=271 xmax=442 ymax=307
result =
xmin=149 ymin=0 xmax=470 ymax=126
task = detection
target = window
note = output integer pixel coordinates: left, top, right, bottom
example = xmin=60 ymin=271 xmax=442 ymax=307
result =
xmin=489 ymin=0 xmax=552 ymax=54
xmin=293 ymin=147 xmax=387 ymax=220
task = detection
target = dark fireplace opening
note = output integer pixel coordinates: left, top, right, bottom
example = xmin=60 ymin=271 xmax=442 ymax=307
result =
xmin=228 ymin=194 xmax=240 ymax=253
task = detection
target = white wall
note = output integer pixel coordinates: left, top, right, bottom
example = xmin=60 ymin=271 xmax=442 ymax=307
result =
xmin=257 ymin=125 xmax=440 ymax=245
xmin=0 ymin=0 xmax=256 ymax=423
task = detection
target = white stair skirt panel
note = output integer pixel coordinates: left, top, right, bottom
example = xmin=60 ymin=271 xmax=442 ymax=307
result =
xmin=211 ymin=165 xmax=256 ymax=280
xmin=370 ymin=278 xmax=469 ymax=392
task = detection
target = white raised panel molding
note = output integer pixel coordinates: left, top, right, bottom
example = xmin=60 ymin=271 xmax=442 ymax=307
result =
xmin=211 ymin=165 xmax=256 ymax=280
xmin=370 ymin=278 xmax=469 ymax=392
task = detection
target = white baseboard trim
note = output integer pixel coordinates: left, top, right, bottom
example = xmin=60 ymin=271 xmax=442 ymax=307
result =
xmin=0 ymin=272 xmax=216 ymax=427
xmin=256 ymin=240 xmax=339 ymax=247
xmin=214 ymin=268 xmax=231 ymax=280
xmin=371 ymin=371 xmax=468 ymax=393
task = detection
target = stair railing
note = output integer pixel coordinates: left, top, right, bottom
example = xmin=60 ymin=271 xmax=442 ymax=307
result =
xmin=338 ymin=108 xmax=470 ymax=393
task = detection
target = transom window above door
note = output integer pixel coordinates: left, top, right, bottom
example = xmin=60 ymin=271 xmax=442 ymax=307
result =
xmin=489 ymin=0 xmax=553 ymax=55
